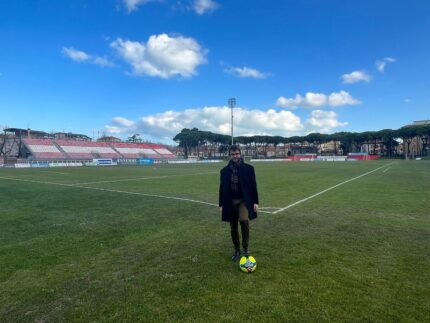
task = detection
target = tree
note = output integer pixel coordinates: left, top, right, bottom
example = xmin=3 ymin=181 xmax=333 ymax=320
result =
xmin=0 ymin=129 xmax=20 ymax=157
xmin=306 ymin=133 xmax=329 ymax=154
xmin=398 ymin=126 xmax=417 ymax=159
xmin=377 ymin=129 xmax=398 ymax=157
xmin=330 ymin=133 xmax=343 ymax=155
xmin=272 ymin=136 xmax=284 ymax=157
xmin=127 ymin=134 xmax=142 ymax=143
xmin=173 ymin=129 xmax=194 ymax=158
xmin=416 ymin=125 xmax=430 ymax=156
xmin=172 ymin=123 xmax=430 ymax=159
xmin=335 ymin=132 xmax=356 ymax=155
xmin=218 ymin=144 xmax=229 ymax=156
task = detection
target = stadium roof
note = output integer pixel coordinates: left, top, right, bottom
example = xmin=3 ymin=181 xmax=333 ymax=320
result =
xmin=4 ymin=128 xmax=51 ymax=137
xmin=54 ymin=132 xmax=91 ymax=140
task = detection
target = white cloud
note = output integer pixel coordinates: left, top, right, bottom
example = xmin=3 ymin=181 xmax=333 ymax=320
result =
xmin=328 ymin=91 xmax=361 ymax=106
xmin=192 ymin=0 xmax=219 ymax=15
xmin=306 ymin=110 xmax=348 ymax=132
xmin=276 ymin=93 xmax=325 ymax=109
xmin=62 ymin=47 xmax=90 ymax=62
xmin=276 ymin=91 xmax=360 ymax=109
xmin=104 ymin=126 xmax=123 ymax=134
xmin=105 ymin=106 xmax=303 ymax=140
xmin=62 ymin=47 xmax=115 ymax=67
xmin=375 ymin=57 xmax=396 ymax=72
xmin=105 ymin=106 xmax=349 ymax=142
xmin=111 ymin=34 xmax=207 ymax=79
xmin=224 ymin=66 xmax=268 ymax=79
xmin=124 ymin=0 xmax=219 ymax=15
xmin=123 ymin=0 xmax=156 ymax=12
xmin=113 ymin=116 xmax=135 ymax=127
xmin=341 ymin=70 xmax=371 ymax=84
xmin=91 ymin=56 xmax=115 ymax=67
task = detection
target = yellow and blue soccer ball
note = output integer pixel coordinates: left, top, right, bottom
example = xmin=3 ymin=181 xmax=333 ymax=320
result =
xmin=239 ymin=256 xmax=257 ymax=273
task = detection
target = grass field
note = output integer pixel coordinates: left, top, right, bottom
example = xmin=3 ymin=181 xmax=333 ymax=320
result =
xmin=1 ymin=160 xmax=429 ymax=322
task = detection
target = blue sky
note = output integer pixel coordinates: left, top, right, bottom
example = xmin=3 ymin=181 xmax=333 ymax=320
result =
xmin=1 ymin=0 xmax=429 ymax=143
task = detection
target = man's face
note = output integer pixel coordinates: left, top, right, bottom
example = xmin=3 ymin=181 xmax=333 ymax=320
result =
xmin=230 ymin=150 xmax=241 ymax=162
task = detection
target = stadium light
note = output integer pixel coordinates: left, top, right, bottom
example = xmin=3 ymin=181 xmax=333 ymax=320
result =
xmin=228 ymin=98 xmax=236 ymax=145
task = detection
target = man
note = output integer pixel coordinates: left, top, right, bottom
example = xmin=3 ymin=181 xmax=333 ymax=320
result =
xmin=219 ymin=145 xmax=259 ymax=262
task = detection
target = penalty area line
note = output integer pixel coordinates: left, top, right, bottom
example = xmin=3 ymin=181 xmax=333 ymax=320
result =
xmin=273 ymin=162 xmax=394 ymax=214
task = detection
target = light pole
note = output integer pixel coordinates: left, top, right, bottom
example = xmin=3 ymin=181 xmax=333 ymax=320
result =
xmin=228 ymin=98 xmax=236 ymax=145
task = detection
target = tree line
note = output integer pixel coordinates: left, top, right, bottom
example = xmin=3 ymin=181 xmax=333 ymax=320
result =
xmin=173 ymin=124 xmax=430 ymax=159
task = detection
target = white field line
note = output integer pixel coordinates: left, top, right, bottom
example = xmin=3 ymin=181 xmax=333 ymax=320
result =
xmin=38 ymin=171 xmax=69 ymax=175
xmin=71 ymin=171 xmax=218 ymax=186
xmin=0 ymin=175 xmax=273 ymax=214
xmin=272 ymin=163 xmax=394 ymax=214
xmin=0 ymin=176 xmax=218 ymax=207
xmin=382 ymin=167 xmax=391 ymax=173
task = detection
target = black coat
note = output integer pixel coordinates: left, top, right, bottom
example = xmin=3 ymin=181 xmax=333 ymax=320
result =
xmin=219 ymin=160 xmax=259 ymax=222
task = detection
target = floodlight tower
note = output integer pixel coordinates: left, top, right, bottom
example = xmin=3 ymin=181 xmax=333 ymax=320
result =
xmin=228 ymin=98 xmax=236 ymax=145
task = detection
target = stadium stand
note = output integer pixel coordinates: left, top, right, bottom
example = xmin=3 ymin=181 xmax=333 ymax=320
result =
xmin=151 ymin=145 xmax=176 ymax=159
xmin=23 ymin=139 xmax=67 ymax=159
xmin=111 ymin=143 xmax=164 ymax=158
xmin=19 ymin=137 xmax=176 ymax=161
xmin=55 ymin=140 xmax=122 ymax=159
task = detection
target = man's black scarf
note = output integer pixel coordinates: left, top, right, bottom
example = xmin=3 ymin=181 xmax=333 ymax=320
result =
xmin=229 ymin=158 xmax=243 ymax=193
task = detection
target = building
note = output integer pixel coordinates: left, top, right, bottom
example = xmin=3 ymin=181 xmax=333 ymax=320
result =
xmin=54 ymin=132 xmax=91 ymax=141
xmin=320 ymin=141 xmax=342 ymax=155
xmin=3 ymin=128 xmax=52 ymax=139
xmin=402 ymin=120 xmax=430 ymax=157
xmin=412 ymin=120 xmax=430 ymax=126
xmin=97 ymin=136 xmax=122 ymax=143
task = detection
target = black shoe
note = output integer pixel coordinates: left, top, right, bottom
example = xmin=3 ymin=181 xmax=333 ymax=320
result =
xmin=243 ymin=249 xmax=250 ymax=257
xmin=231 ymin=250 xmax=241 ymax=262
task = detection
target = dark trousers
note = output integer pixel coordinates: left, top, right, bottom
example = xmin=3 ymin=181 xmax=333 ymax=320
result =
xmin=230 ymin=199 xmax=250 ymax=251
xmin=230 ymin=220 xmax=250 ymax=251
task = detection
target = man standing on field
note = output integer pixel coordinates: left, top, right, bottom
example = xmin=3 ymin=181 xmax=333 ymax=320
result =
xmin=219 ymin=145 xmax=259 ymax=262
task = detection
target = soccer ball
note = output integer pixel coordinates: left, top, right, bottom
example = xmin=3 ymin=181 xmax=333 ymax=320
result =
xmin=239 ymin=256 xmax=257 ymax=273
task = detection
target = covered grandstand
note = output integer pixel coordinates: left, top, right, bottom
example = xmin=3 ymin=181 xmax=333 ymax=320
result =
xmin=0 ymin=127 xmax=177 ymax=166
xmin=23 ymin=138 xmax=66 ymax=159
xmin=111 ymin=142 xmax=176 ymax=159
xmin=55 ymin=140 xmax=121 ymax=159
xmin=21 ymin=138 xmax=176 ymax=161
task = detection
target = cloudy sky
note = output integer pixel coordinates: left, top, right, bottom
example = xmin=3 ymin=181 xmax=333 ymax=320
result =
xmin=1 ymin=0 xmax=429 ymax=143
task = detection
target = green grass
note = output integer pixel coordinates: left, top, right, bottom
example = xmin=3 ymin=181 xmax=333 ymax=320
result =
xmin=0 ymin=160 xmax=429 ymax=322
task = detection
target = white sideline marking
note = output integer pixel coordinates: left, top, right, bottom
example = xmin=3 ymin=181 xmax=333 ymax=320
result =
xmin=72 ymin=171 xmax=218 ymax=185
xmin=272 ymin=163 xmax=394 ymax=214
xmin=382 ymin=167 xmax=391 ymax=173
xmin=0 ymin=175 xmax=273 ymax=214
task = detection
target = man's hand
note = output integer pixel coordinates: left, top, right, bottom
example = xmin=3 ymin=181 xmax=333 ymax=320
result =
xmin=253 ymin=204 xmax=259 ymax=212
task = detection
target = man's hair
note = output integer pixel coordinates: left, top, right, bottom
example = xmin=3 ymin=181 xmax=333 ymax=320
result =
xmin=229 ymin=145 xmax=241 ymax=154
